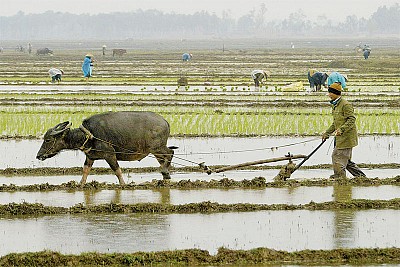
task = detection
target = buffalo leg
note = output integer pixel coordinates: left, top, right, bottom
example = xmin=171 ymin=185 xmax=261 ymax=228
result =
xmin=154 ymin=147 xmax=174 ymax=180
xmin=104 ymin=156 xmax=125 ymax=185
xmin=80 ymin=157 xmax=94 ymax=185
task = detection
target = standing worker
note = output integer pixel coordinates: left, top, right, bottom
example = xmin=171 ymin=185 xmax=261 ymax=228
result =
xmin=28 ymin=43 xmax=32 ymax=54
xmin=48 ymin=68 xmax=64 ymax=83
xmin=82 ymin=54 xmax=94 ymax=81
xmin=102 ymin=45 xmax=107 ymax=56
xmin=327 ymin=71 xmax=347 ymax=89
xmin=307 ymin=69 xmax=328 ymax=92
xmin=362 ymin=45 xmax=371 ymax=59
xmin=322 ymin=83 xmax=366 ymax=179
xmin=251 ymin=70 xmax=268 ymax=88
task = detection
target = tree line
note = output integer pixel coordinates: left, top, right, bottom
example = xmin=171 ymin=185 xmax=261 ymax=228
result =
xmin=0 ymin=4 xmax=399 ymax=40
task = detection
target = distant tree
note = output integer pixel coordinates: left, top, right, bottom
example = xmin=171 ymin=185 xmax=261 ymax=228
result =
xmin=281 ymin=10 xmax=310 ymax=36
xmin=369 ymin=4 xmax=400 ymax=34
xmin=237 ymin=13 xmax=255 ymax=34
xmin=339 ymin=15 xmax=360 ymax=35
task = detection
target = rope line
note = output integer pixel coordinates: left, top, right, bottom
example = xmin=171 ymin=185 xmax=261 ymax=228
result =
xmin=173 ymin=137 xmax=320 ymax=156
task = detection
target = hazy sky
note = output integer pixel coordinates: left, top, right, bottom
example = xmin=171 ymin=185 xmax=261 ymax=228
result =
xmin=2 ymin=0 xmax=399 ymax=21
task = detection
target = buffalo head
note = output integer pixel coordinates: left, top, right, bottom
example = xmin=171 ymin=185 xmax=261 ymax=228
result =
xmin=36 ymin=121 xmax=71 ymax=160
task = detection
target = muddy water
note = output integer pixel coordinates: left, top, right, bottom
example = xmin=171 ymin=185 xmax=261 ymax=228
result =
xmin=1 ymin=136 xmax=399 ymax=259
xmin=1 ymin=185 xmax=400 ymax=207
xmin=1 ymin=210 xmax=399 ymax=256
xmin=1 ymin=136 xmax=398 ymax=169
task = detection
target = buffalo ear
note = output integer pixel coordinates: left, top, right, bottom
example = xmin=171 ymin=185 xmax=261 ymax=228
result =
xmin=50 ymin=121 xmax=72 ymax=136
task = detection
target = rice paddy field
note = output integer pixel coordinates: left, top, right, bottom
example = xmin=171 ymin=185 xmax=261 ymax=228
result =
xmin=0 ymin=38 xmax=399 ymax=266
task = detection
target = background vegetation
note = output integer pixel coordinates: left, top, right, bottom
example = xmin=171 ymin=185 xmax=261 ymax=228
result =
xmin=0 ymin=4 xmax=399 ymax=40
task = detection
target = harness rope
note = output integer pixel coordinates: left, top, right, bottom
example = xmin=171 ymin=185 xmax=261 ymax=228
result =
xmin=76 ymin=125 xmax=321 ymax=170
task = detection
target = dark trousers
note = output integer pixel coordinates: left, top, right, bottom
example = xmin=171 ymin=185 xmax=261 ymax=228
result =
xmin=51 ymin=74 xmax=62 ymax=83
xmin=332 ymin=147 xmax=366 ymax=178
xmin=254 ymin=73 xmax=263 ymax=87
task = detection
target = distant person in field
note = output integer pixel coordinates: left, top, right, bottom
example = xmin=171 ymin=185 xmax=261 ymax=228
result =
xmin=362 ymin=44 xmax=371 ymax=59
xmin=82 ymin=54 xmax=94 ymax=81
xmin=28 ymin=43 xmax=32 ymax=54
xmin=102 ymin=45 xmax=107 ymax=56
xmin=363 ymin=50 xmax=370 ymax=59
xmin=182 ymin=53 xmax=192 ymax=61
xmin=307 ymin=69 xmax=328 ymax=92
xmin=327 ymin=72 xmax=348 ymax=89
xmin=251 ymin=70 xmax=268 ymax=87
xmin=48 ymin=68 xmax=64 ymax=83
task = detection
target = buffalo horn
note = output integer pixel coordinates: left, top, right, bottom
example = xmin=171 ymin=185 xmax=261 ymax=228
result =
xmin=50 ymin=121 xmax=72 ymax=136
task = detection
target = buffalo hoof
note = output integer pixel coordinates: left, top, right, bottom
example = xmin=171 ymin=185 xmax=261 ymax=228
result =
xmin=162 ymin=172 xmax=171 ymax=180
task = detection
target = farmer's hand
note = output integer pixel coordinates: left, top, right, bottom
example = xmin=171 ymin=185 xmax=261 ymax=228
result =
xmin=334 ymin=129 xmax=342 ymax=136
xmin=322 ymin=132 xmax=329 ymax=141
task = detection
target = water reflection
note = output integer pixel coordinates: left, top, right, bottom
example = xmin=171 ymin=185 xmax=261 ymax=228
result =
xmin=82 ymin=188 xmax=171 ymax=206
xmin=333 ymin=185 xmax=355 ymax=247
xmin=158 ymin=188 xmax=171 ymax=204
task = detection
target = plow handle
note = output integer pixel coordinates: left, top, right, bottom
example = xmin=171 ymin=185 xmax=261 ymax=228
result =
xmin=293 ymin=139 xmax=327 ymax=171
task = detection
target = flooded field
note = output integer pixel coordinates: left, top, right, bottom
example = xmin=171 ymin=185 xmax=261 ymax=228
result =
xmin=0 ymin=42 xmax=399 ymax=265
xmin=1 ymin=136 xmax=398 ymax=169
xmin=1 ymin=113 xmax=399 ymax=265
xmin=1 ymin=185 xmax=400 ymax=207
xmin=1 ymin=210 xmax=400 ymax=257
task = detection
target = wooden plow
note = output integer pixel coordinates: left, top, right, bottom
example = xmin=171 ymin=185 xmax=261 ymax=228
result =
xmin=200 ymin=140 xmax=326 ymax=181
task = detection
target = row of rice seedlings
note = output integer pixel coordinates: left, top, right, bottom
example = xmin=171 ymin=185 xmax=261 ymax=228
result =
xmin=0 ymin=109 xmax=398 ymax=136
xmin=359 ymin=115 xmax=400 ymax=134
xmin=164 ymin=113 xmax=398 ymax=135
xmin=0 ymin=91 xmax=399 ymax=103
xmin=0 ymin=104 xmax=309 ymax=115
xmin=2 ymin=103 xmax=399 ymax=117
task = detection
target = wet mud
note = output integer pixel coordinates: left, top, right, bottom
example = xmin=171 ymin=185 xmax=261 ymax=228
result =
xmin=1 ymin=197 xmax=400 ymax=216
xmin=1 ymin=176 xmax=400 ymax=192
xmin=1 ymin=247 xmax=400 ymax=266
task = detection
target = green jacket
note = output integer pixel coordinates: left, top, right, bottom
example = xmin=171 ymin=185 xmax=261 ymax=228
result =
xmin=325 ymin=97 xmax=358 ymax=149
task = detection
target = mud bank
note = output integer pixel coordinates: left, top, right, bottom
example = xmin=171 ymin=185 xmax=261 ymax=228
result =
xmin=1 ymin=248 xmax=400 ymax=267
xmin=1 ymin=198 xmax=400 ymax=216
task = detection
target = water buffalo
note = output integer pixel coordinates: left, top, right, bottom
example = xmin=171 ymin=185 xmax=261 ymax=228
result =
xmin=112 ymin=49 xmax=127 ymax=57
xmin=36 ymin=111 xmax=176 ymax=185
xmin=36 ymin=48 xmax=53 ymax=55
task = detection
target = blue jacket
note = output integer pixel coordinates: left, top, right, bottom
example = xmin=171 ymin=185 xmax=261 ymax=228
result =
xmin=82 ymin=56 xmax=92 ymax=77
xmin=182 ymin=53 xmax=191 ymax=61
xmin=327 ymin=72 xmax=346 ymax=88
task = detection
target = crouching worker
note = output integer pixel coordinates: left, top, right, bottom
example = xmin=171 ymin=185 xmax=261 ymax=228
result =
xmin=322 ymin=83 xmax=366 ymax=179
xmin=327 ymin=71 xmax=348 ymax=90
xmin=182 ymin=53 xmax=192 ymax=61
xmin=48 ymin=68 xmax=64 ymax=83
xmin=307 ymin=69 xmax=328 ymax=92
xmin=251 ymin=70 xmax=268 ymax=88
